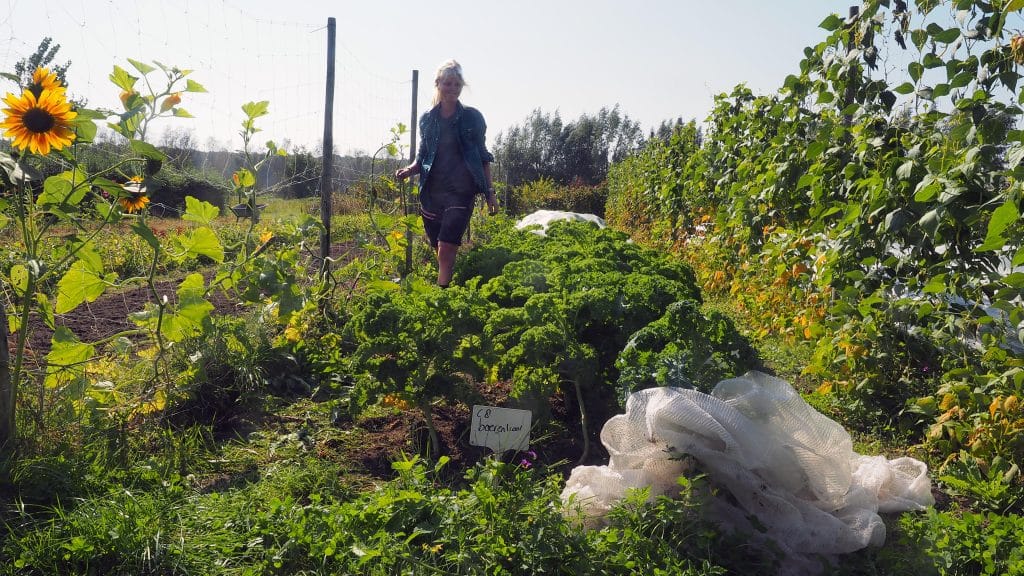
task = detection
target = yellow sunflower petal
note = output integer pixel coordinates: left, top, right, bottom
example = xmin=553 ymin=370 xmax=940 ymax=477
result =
xmin=1 ymin=88 xmax=77 ymax=156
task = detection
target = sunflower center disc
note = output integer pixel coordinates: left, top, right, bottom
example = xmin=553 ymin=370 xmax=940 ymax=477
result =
xmin=22 ymin=108 xmax=56 ymax=133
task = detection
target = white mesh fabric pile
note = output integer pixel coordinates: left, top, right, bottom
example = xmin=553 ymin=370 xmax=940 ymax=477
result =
xmin=562 ymin=371 xmax=934 ymax=569
xmin=515 ymin=210 xmax=606 ymax=236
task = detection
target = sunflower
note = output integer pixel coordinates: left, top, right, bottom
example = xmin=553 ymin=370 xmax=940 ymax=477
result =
xmin=1 ymin=88 xmax=77 ymax=155
xmin=28 ymin=67 xmax=64 ymax=97
xmin=119 ymin=176 xmax=150 ymax=213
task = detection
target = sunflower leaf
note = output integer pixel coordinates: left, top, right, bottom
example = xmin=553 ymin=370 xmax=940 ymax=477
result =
xmin=38 ymin=174 xmax=73 ymax=207
xmin=131 ymin=221 xmax=161 ymax=251
xmin=72 ymin=116 xmax=97 ymax=144
xmin=129 ymin=139 xmax=167 ymax=161
xmin=9 ymin=264 xmax=28 ymax=297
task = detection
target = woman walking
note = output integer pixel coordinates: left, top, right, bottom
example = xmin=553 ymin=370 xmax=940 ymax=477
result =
xmin=395 ymin=59 xmax=498 ymax=287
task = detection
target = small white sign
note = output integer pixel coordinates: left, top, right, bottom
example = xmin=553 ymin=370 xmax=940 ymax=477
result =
xmin=470 ymin=405 xmax=532 ymax=453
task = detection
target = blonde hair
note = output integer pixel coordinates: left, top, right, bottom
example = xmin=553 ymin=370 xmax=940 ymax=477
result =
xmin=432 ymin=59 xmax=465 ymax=106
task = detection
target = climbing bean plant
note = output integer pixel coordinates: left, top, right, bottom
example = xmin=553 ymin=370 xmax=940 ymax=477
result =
xmin=607 ymin=0 xmax=1024 ymax=480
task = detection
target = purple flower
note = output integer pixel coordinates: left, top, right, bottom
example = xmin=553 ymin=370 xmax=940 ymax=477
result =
xmin=519 ymin=449 xmax=537 ymax=469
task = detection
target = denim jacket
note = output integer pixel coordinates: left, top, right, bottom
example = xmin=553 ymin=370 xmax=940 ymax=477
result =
xmin=416 ymin=102 xmax=494 ymax=199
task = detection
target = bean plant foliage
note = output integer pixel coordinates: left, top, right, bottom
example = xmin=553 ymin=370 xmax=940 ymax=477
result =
xmin=607 ymin=0 xmax=1024 ymax=508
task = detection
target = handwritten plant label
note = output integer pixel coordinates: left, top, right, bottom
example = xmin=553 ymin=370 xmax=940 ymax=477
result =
xmin=470 ymin=405 xmax=531 ymax=453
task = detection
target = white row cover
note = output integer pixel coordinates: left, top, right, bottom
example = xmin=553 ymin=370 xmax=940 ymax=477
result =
xmin=562 ymin=371 xmax=934 ymax=573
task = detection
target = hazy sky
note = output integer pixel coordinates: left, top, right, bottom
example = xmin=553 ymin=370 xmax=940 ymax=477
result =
xmin=0 ymin=1 xmax=865 ymax=154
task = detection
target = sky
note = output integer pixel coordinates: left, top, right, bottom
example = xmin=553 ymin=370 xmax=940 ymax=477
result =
xmin=0 ymin=0 xmax=868 ymax=155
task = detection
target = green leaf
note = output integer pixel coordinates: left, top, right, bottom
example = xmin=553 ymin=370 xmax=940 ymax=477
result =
xmin=178 ymin=227 xmax=224 ymax=263
xmin=911 ymin=29 xmax=928 ymax=50
xmin=1014 ymin=246 xmax=1024 ymax=267
xmin=978 ymin=200 xmax=1019 ymax=251
xmin=914 ymin=177 xmax=940 ymax=202
xmin=129 ymin=139 xmax=167 ymax=161
xmin=923 ymin=274 xmax=947 ymax=294
xmin=9 ymin=264 xmax=28 ymax=297
xmin=234 ymin=169 xmax=256 ymax=187
xmin=37 ymin=173 xmax=76 ymax=207
xmin=950 ymin=70 xmax=974 ymax=88
xmin=108 ymin=65 xmax=138 ymax=92
xmin=1007 ymin=144 xmax=1024 ymax=169
xmin=131 ymin=220 xmax=161 ymax=251
xmin=919 ymin=208 xmax=942 ymax=236
xmin=241 ymin=100 xmax=270 ymax=119
xmin=44 ymin=327 xmax=94 ymax=390
xmin=72 ymin=115 xmax=97 ymax=144
xmin=0 ymin=212 xmax=8 ymax=232
xmin=36 ymin=292 xmax=54 ymax=330
xmin=923 ymin=53 xmax=945 ymax=69
xmin=1008 ymin=0 xmax=1024 ymax=10
xmin=893 ymin=82 xmax=916 ymax=94
xmin=74 ymin=241 xmax=103 ymax=272
xmin=126 ymin=58 xmax=156 ymax=75
xmin=819 ymin=13 xmax=844 ymax=31
xmin=55 ymin=259 xmax=109 ymax=314
xmin=160 ymin=273 xmax=213 ymax=341
xmin=182 ymin=196 xmax=220 ymax=225
xmin=909 ymin=61 xmax=924 ymax=83
xmin=897 ymin=160 xmax=915 ymax=180
xmin=932 ymin=28 xmax=961 ymax=44
xmin=185 ymin=79 xmax=207 ymax=93
xmin=173 ymin=108 xmax=194 ymax=118
xmin=932 ymin=83 xmax=951 ymax=98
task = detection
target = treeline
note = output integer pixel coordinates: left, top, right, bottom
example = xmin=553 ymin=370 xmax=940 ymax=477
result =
xmin=492 ymin=105 xmax=646 ymax=189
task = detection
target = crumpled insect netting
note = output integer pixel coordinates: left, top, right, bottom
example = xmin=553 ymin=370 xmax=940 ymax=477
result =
xmin=562 ymin=371 xmax=934 ymax=572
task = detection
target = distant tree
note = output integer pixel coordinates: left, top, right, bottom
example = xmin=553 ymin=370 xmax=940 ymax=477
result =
xmin=283 ymin=146 xmax=322 ymax=198
xmin=493 ymin=105 xmax=642 ymax=188
xmin=159 ymin=126 xmax=197 ymax=167
xmin=12 ymin=37 xmax=71 ymax=88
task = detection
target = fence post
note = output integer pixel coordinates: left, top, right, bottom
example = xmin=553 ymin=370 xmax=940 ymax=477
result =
xmin=405 ymin=70 xmax=418 ymax=274
xmin=319 ymin=17 xmax=336 ymax=268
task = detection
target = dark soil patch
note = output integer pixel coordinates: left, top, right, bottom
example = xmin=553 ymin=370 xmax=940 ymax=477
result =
xmin=17 ymin=274 xmax=241 ymax=360
xmin=345 ymin=380 xmax=614 ymax=482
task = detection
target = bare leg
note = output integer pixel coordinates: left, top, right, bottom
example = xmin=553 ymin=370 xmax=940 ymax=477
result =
xmin=437 ymin=241 xmax=458 ymax=286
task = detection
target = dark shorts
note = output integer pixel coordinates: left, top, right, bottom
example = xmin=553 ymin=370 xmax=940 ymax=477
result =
xmin=422 ymin=205 xmax=472 ymax=247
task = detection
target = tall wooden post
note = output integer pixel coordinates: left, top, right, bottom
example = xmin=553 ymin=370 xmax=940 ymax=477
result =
xmin=405 ymin=70 xmax=418 ymax=274
xmin=319 ymin=17 xmax=336 ymax=266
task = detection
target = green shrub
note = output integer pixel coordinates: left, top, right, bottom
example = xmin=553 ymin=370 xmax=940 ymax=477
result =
xmin=148 ymin=163 xmax=229 ymax=216
xmin=900 ymin=508 xmax=1024 ymax=576
xmin=512 ymin=177 xmax=608 ymax=216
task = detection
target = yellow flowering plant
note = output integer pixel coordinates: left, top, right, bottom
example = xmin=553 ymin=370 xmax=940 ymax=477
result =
xmin=0 ymin=60 xmax=219 ymax=454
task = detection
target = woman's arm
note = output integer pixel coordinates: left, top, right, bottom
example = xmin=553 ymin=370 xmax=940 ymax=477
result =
xmin=483 ymin=162 xmax=497 ymax=214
